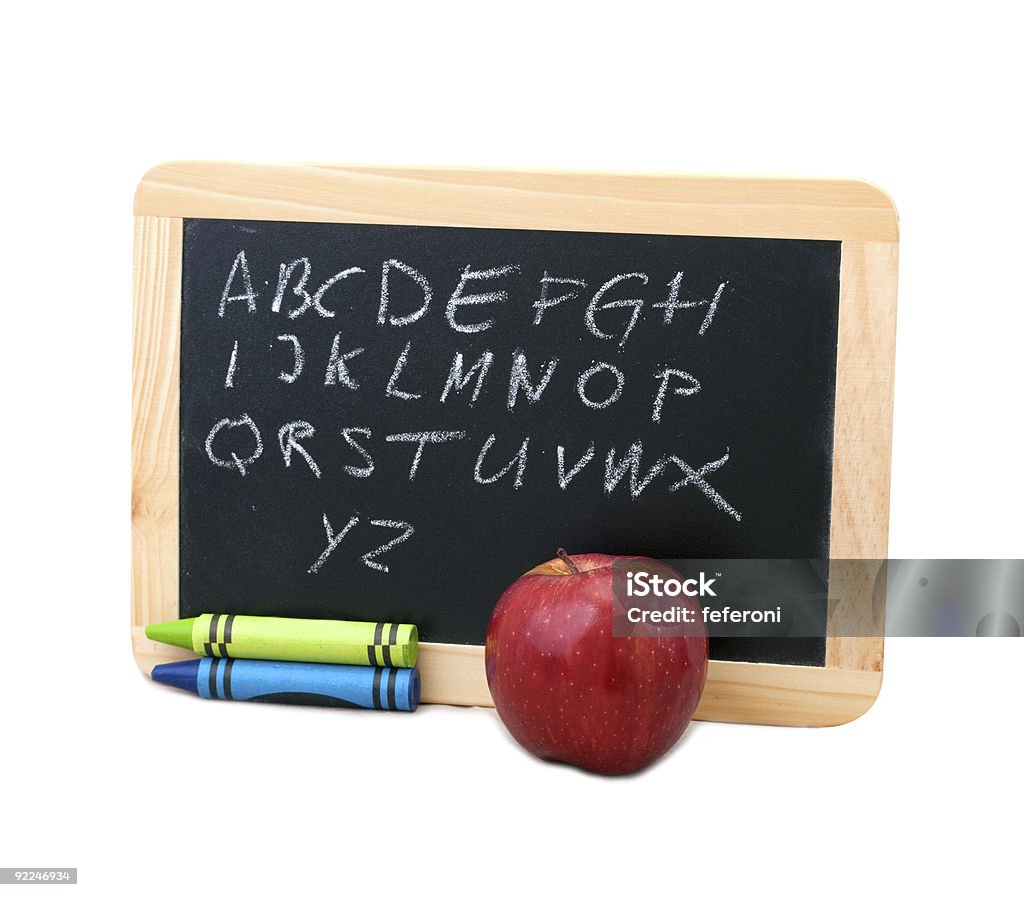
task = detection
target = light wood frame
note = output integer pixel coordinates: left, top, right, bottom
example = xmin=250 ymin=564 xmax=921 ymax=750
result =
xmin=132 ymin=162 xmax=898 ymax=726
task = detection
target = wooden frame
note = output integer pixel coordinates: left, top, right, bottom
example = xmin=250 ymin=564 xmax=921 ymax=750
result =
xmin=132 ymin=162 xmax=897 ymax=725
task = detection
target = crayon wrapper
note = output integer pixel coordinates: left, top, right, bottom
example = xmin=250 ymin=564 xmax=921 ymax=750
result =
xmin=192 ymin=614 xmax=418 ymax=667
xmin=198 ymin=658 xmax=419 ymax=711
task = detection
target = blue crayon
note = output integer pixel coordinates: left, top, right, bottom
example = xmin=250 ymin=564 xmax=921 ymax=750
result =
xmin=151 ymin=658 xmax=420 ymax=712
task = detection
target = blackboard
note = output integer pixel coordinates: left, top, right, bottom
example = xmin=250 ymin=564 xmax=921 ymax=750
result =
xmin=179 ymin=218 xmax=841 ymax=666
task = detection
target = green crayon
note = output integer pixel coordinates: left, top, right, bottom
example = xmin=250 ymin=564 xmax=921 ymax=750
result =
xmin=145 ymin=614 xmax=418 ymax=668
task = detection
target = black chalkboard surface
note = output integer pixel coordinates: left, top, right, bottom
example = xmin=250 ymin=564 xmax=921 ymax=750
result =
xmin=180 ymin=218 xmax=841 ymax=665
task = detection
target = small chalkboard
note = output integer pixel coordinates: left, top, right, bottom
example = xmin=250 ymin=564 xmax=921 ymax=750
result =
xmin=133 ymin=164 xmax=898 ymax=725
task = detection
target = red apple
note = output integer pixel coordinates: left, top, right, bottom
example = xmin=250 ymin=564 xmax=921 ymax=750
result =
xmin=485 ymin=550 xmax=708 ymax=775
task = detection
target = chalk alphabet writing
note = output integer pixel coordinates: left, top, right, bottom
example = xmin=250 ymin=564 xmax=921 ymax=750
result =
xmin=199 ymin=238 xmax=751 ymax=578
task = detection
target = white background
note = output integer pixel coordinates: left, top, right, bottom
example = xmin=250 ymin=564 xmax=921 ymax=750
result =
xmin=2 ymin=3 xmax=1021 ymax=895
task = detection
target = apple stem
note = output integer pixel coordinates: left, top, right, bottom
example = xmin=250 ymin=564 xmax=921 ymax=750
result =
xmin=556 ymin=547 xmax=579 ymax=575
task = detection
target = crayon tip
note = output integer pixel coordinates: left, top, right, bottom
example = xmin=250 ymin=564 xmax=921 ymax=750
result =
xmin=151 ymin=659 xmax=202 ymax=695
xmin=145 ymin=618 xmax=196 ymax=651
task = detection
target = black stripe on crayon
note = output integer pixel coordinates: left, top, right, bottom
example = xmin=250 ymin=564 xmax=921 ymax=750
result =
xmin=223 ymin=659 xmax=234 ymax=700
xmin=209 ymin=614 xmax=222 ymax=658
xmin=372 ymin=621 xmax=384 ymax=666
xmin=382 ymin=623 xmax=394 ymax=667
xmin=386 ymin=667 xmax=397 ymax=710
xmin=222 ymin=614 xmax=235 ymax=656
xmin=372 ymin=668 xmax=383 ymax=709
xmin=208 ymin=658 xmax=219 ymax=699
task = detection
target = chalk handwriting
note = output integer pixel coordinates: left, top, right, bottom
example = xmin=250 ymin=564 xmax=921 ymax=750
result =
xmin=669 ymin=450 xmax=741 ymax=521
xmin=385 ymin=430 xmax=467 ymax=480
xmin=385 ymin=341 xmax=421 ymax=400
xmin=214 ymin=253 xmax=733 ymax=339
xmin=225 ymin=340 xmax=238 ymax=388
xmin=307 ymin=513 xmax=416 ymax=574
xmin=212 ymin=337 xmax=706 ymax=425
xmin=324 ymin=333 xmax=363 ymax=389
xmin=205 ymin=414 xmax=263 ymax=477
xmin=586 ymin=273 xmax=647 ymax=347
xmin=699 ymin=282 xmax=727 ymax=335
xmin=219 ymin=251 xmax=258 ymax=317
xmin=507 ymin=350 xmax=559 ymax=409
xmin=652 ymin=368 xmax=701 ymax=422
xmin=360 ymin=519 xmax=416 ymax=573
xmin=475 ymin=434 xmax=529 ymax=489
xmin=278 ymin=420 xmax=321 ymax=479
xmin=441 ymin=351 xmax=494 ymax=404
xmin=308 ymin=512 xmax=359 ymax=574
xmin=276 ymin=334 xmax=304 ymax=384
xmin=577 ymin=362 xmax=625 ymax=410
xmin=340 ymin=427 xmax=374 ymax=478
xmin=379 ymin=259 xmax=433 ymax=327
xmin=653 ymin=273 xmax=728 ymax=335
xmin=272 ymin=258 xmax=365 ymax=319
xmin=447 ymin=264 xmax=520 ymax=333
xmin=533 ymin=273 xmax=587 ymax=325
xmin=604 ymin=441 xmax=674 ymax=499
xmin=557 ymin=442 xmax=596 ymax=489
xmin=200 ymin=417 xmax=743 ymax=520
xmin=203 ymin=245 xmax=751 ymax=586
